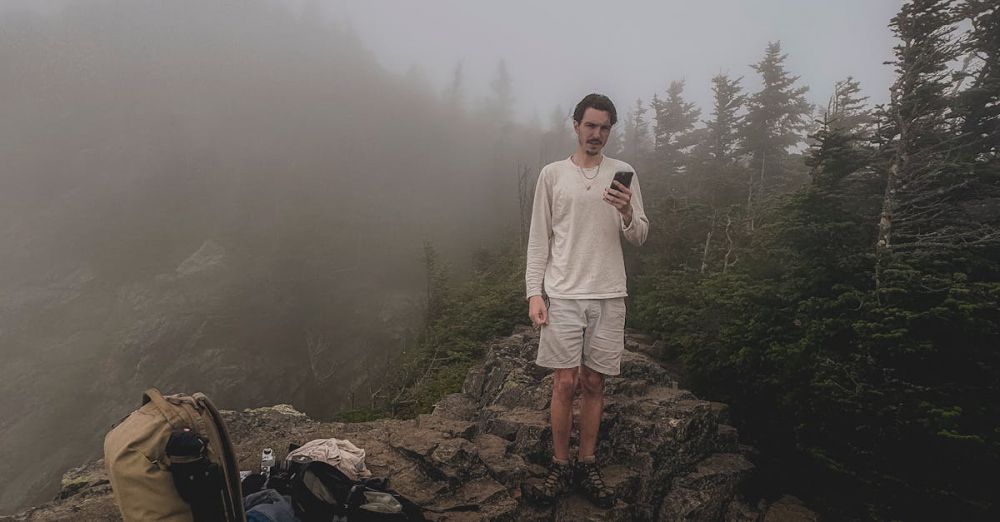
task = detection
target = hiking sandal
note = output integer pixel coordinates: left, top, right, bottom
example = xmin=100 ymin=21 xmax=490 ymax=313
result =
xmin=525 ymin=457 xmax=573 ymax=502
xmin=574 ymin=456 xmax=614 ymax=509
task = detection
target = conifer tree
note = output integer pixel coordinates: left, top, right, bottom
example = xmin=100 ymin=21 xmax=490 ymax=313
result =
xmin=486 ymin=59 xmax=514 ymax=128
xmin=876 ymin=0 xmax=961 ymax=282
xmin=807 ymin=77 xmax=874 ymax=189
xmin=860 ymin=3 xmax=1000 ymax=518
xmin=952 ymin=0 xmax=1000 ymax=194
xmin=540 ymin=105 xmax=570 ymax=163
xmin=622 ymin=97 xmax=651 ymax=166
xmin=704 ymin=74 xmax=746 ymax=166
xmin=651 ymin=80 xmax=701 ymax=177
xmin=693 ymin=74 xmax=747 ymax=207
xmin=741 ymin=42 xmax=812 ymax=227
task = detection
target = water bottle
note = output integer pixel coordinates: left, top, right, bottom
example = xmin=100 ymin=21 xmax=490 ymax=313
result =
xmin=260 ymin=448 xmax=275 ymax=476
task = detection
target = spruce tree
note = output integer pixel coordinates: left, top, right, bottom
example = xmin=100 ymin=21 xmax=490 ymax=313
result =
xmin=807 ymin=77 xmax=874 ymax=189
xmin=487 ymin=59 xmax=514 ymax=128
xmin=863 ymin=2 xmax=1000 ymax=518
xmin=951 ymin=0 xmax=1000 ymax=207
xmin=953 ymin=0 xmax=999 ymax=151
xmin=651 ymin=80 xmax=701 ymax=177
xmin=876 ymin=0 xmax=960 ymax=279
xmin=622 ymin=98 xmax=651 ymax=166
xmin=741 ymin=42 xmax=812 ymax=227
xmin=695 ymin=74 xmax=747 ymax=207
xmin=705 ymin=74 xmax=746 ymax=165
xmin=540 ymin=105 xmax=569 ymax=163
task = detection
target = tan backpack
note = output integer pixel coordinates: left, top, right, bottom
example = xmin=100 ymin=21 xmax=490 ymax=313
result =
xmin=104 ymin=388 xmax=247 ymax=522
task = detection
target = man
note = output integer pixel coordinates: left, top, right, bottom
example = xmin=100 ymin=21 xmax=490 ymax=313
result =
xmin=524 ymin=93 xmax=649 ymax=508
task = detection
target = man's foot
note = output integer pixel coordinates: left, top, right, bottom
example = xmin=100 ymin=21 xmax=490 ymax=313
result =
xmin=574 ymin=455 xmax=614 ymax=509
xmin=525 ymin=457 xmax=573 ymax=503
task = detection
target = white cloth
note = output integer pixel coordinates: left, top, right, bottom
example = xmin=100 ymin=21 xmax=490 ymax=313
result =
xmin=525 ymin=155 xmax=649 ymax=299
xmin=287 ymin=438 xmax=372 ymax=481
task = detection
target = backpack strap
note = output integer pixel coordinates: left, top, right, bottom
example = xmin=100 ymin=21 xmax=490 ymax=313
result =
xmin=195 ymin=393 xmax=247 ymax=522
xmin=142 ymin=388 xmax=187 ymax=428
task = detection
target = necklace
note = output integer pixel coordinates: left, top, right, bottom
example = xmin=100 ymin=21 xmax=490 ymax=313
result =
xmin=572 ymin=155 xmax=602 ymax=190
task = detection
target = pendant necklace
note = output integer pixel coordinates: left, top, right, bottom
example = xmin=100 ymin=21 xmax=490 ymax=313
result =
xmin=574 ymin=155 xmax=601 ymax=190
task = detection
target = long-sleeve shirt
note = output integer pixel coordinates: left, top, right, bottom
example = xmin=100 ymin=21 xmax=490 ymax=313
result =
xmin=525 ymin=155 xmax=649 ymax=299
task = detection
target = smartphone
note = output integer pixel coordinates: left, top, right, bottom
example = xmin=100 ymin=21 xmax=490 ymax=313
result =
xmin=611 ymin=171 xmax=633 ymax=190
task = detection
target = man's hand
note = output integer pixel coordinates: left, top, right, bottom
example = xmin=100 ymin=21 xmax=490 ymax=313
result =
xmin=528 ymin=295 xmax=548 ymax=328
xmin=604 ymin=181 xmax=633 ymax=226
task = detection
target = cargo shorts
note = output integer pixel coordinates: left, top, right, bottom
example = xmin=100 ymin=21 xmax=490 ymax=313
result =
xmin=536 ymin=297 xmax=627 ymax=376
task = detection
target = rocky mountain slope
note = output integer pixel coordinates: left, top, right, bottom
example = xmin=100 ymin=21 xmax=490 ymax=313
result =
xmin=3 ymin=327 xmax=817 ymax=521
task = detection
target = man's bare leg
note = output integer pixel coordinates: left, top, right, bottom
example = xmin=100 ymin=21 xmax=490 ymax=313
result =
xmin=578 ymin=364 xmax=605 ymax=458
xmin=550 ymin=367 xmax=579 ymax=460
xmin=574 ymin=364 xmax=614 ymax=508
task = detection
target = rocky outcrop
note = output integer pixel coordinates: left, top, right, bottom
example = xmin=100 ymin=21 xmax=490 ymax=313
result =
xmin=3 ymin=327 xmax=816 ymax=521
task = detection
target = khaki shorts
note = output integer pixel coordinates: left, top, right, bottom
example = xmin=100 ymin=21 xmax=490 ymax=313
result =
xmin=536 ymin=297 xmax=626 ymax=376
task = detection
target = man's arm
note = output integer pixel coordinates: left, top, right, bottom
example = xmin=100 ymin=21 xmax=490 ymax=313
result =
xmin=621 ymin=174 xmax=649 ymax=246
xmin=605 ymin=171 xmax=650 ymax=246
xmin=525 ymin=168 xmax=553 ymax=327
xmin=525 ymin=167 xmax=552 ymax=299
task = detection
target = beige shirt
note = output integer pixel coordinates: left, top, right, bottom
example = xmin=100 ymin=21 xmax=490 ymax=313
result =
xmin=525 ymin=155 xmax=649 ymax=299
xmin=286 ymin=438 xmax=373 ymax=481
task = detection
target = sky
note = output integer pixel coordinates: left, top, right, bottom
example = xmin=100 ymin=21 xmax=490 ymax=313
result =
xmin=312 ymin=0 xmax=906 ymax=123
xmin=2 ymin=0 xmax=906 ymax=123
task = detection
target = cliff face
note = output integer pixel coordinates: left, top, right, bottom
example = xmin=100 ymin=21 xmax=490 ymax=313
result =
xmin=3 ymin=327 xmax=797 ymax=521
xmin=0 ymin=239 xmax=420 ymax=514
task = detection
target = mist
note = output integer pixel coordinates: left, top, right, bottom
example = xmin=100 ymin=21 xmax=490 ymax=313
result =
xmin=0 ymin=0 xmax=909 ymax=514
xmin=0 ymin=0 xmax=563 ymax=511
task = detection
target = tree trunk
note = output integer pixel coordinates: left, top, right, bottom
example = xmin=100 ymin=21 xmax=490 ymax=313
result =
xmin=875 ymin=161 xmax=897 ymax=292
xmin=747 ymin=149 xmax=764 ymax=232
xmin=723 ymin=214 xmax=737 ymax=273
xmin=876 ymin=83 xmax=907 ymax=292
xmin=701 ymin=211 xmax=717 ymax=273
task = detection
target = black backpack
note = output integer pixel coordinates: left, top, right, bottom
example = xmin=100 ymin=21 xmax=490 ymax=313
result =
xmin=289 ymin=460 xmax=424 ymax=522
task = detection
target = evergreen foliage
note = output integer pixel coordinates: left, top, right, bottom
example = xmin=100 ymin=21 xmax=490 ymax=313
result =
xmin=651 ymin=80 xmax=702 ymax=179
xmin=621 ymin=97 xmax=652 ymax=166
xmin=632 ymin=7 xmax=998 ymax=518
xmin=740 ymin=42 xmax=813 ymax=224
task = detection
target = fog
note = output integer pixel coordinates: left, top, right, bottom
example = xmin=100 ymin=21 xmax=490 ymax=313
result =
xmin=320 ymin=0 xmax=902 ymax=120
xmin=0 ymin=0 xmax=902 ymax=513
